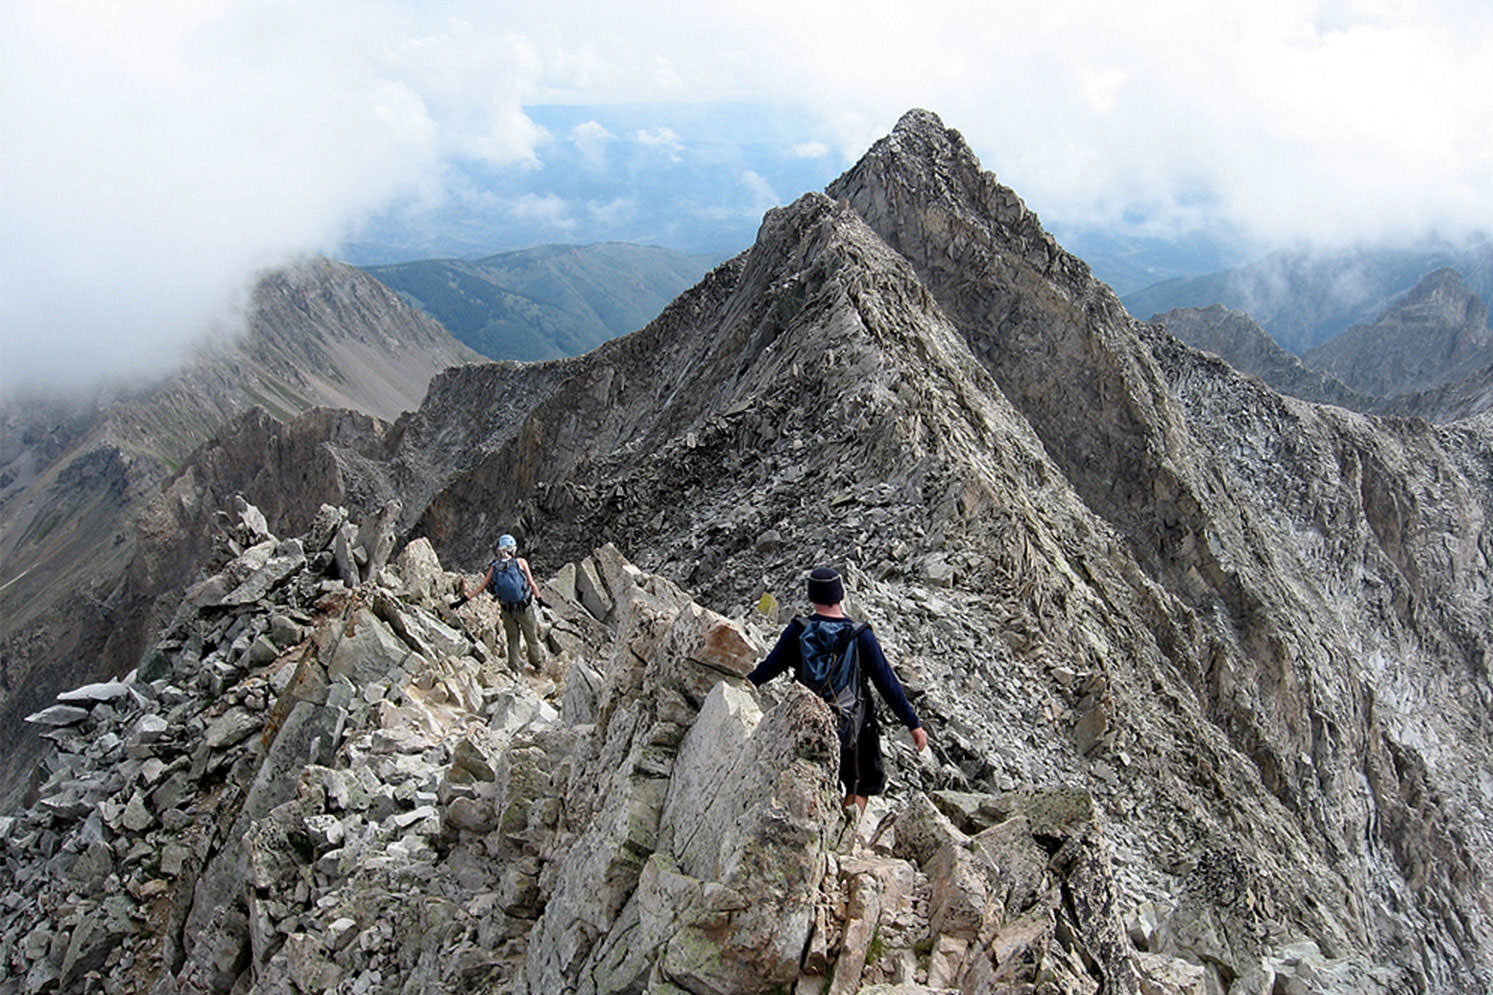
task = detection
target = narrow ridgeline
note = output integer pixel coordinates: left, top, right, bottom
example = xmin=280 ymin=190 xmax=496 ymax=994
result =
xmin=2 ymin=499 xmax=1207 ymax=994
xmin=4 ymin=110 xmax=1490 ymax=994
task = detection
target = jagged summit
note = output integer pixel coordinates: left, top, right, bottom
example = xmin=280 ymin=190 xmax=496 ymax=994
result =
xmin=5 ymin=110 xmax=1491 ymax=993
xmin=830 ymin=108 xmax=1095 ymax=303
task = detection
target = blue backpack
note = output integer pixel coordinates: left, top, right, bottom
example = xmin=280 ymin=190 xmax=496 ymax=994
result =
xmin=796 ymin=616 xmax=871 ymax=749
xmin=489 ymin=558 xmax=531 ymax=608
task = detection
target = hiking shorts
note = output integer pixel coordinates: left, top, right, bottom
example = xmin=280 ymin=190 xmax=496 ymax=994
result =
xmin=839 ymin=712 xmax=886 ymax=797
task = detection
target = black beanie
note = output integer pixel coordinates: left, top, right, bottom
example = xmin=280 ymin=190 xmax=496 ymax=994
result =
xmin=807 ymin=566 xmax=844 ymax=606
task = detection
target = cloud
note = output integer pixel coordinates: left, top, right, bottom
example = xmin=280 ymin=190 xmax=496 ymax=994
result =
xmin=6 ymin=0 xmax=1492 ymax=396
xmin=587 ymin=198 xmax=637 ymax=226
xmin=509 ymin=1 xmax=1492 ymax=248
xmin=516 ymin=2 xmax=1492 ymax=252
xmin=570 ymin=120 xmax=615 ymax=168
xmin=698 ymin=0 xmax=1493 ymax=249
xmin=634 ymin=127 xmax=685 ymax=162
xmin=509 ymin=193 xmax=577 ymax=229
xmin=1 ymin=0 xmax=544 ymax=394
xmin=789 ymin=141 xmax=831 ymax=159
xmin=741 ymin=171 xmax=781 ymax=211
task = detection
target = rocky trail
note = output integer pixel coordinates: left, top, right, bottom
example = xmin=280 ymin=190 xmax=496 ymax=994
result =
xmin=0 ymin=498 xmax=1271 ymax=994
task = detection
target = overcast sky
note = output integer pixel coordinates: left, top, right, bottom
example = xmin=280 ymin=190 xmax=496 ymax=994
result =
xmin=4 ymin=0 xmax=1491 ymax=393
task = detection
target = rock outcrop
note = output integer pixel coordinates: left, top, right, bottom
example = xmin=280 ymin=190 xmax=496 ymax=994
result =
xmin=2 ymin=500 xmax=1170 ymax=994
xmin=0 ymin=260 xmax=480 ymax=809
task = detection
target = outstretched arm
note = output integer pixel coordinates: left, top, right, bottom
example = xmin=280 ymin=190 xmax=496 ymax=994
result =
xmin=747 ymin=619 xmax=804 ymax=687
xmin=463 ymin=564 xmax=494 ymax=601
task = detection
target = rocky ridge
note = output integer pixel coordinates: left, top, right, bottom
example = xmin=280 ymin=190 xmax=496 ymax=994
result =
xmin=9 ymin=110 xmax=1493 ymax=992
xmin=1152 ymin=305 xmax=1373 ymax=411
xmin=1155 ymin=297 xmax=1493 ymax=423
xmin=0 ymin=259 xmax=480 ymax=810
xmin=0 ymin=498 xmax=1223 ymax=994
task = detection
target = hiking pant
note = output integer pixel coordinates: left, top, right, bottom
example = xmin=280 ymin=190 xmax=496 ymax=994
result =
xmin=839 ymin=711 xmax=887 ymax=797
xmin=500 ymin=601 xmax=544 ymax=670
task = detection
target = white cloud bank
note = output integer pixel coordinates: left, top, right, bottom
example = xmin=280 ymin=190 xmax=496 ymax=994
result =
xmin=1 ymin=0 xmax=542 ymax=393
xmin=4 ymin=0 xmax=1491 ymax=393
xmin=705 ymin=0 xmax=1493 ymax=246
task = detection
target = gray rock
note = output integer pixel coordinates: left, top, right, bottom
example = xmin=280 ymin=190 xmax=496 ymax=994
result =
xmin=203 ymin=707 xmax=261 ymax=749
xmin=269 ymin=613 xmax=305 ymax=650
xmin=306 ymin=504 xmax=347 ymax=553
xmin=121 ymin=792 xmax=153 ymax=832
xmin=56 ymin=681 xmax=135 ymax=706
xmin=25 ymin=704 xmax=91 ymax=727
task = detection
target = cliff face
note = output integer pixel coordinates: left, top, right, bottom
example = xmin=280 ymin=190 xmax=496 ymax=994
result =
xmin=5 ymin=111 xmax=1491 ymax=993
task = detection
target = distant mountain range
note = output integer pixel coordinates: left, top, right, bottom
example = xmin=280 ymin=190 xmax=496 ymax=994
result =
xmin=1124 ymin=239 xmax=1493 ymax=354
xmin=362 ymin=243 xmax=717 ymax=362
xmin=1155 ymin=267 xmax=1493 ymax=422
xmin=1304 ymin=267 xmax=1492 ymax=396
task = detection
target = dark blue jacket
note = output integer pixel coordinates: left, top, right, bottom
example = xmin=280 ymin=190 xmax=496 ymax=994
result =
xmin=747 ymin=614 xmax=922 ymax=730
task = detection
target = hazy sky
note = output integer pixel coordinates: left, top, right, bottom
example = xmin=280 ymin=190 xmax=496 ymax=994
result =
xmin=4 ymin=0 xmax=1491 ymax=393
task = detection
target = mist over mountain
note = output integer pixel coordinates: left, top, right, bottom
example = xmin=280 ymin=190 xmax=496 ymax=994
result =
xmin=5 ymin=109 xmax=1487 ymax=994
xmin=1158 ymin=270 xmax=1493 ymax=422
xmin=0 ymin=259 xmax=478 ymax=810
xmin=363 ymin=243 xmax=715 ymax=362
xmin=1304 ymin=267 xmax=1493 ymax=397
xmin=1125 ymin=239 xmax=1493 ymax=355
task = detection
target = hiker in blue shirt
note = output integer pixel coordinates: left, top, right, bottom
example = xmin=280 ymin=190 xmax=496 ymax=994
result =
xmin=748 ymin=566 xmax=928 ymax=813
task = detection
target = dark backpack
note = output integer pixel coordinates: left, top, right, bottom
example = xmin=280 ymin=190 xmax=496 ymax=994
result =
xmin=489 ymin=558 xmax=531 ymax=608
xmin=796 ymin=616 xmax=871 ymax=750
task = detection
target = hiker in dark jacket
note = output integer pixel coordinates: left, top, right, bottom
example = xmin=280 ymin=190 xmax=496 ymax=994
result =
xmin=748 ymin=566 xmax=927 ymax=813
xmin=463 ymin=534 xmax=544 ymax=671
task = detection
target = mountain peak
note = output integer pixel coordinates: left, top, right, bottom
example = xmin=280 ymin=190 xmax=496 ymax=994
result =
xmin=883 ymin=108 xmax=969 ymax=158
xmin=1392 ymin=266 xmax=1489 ymax=329
xmin=830 ymin=108 xmax=1007 ymax=227
xmin=1304 ymin=265 xmax=1493 ymax=394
